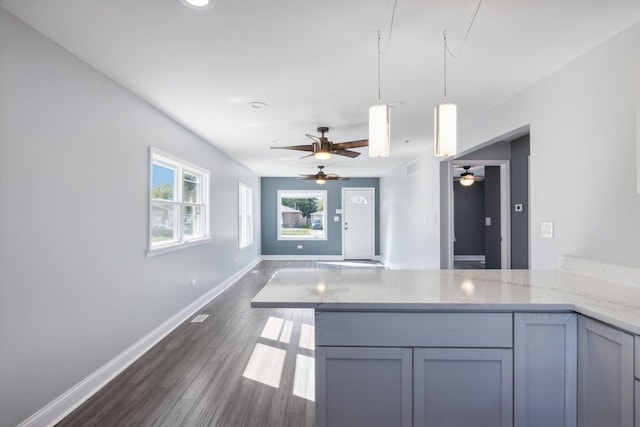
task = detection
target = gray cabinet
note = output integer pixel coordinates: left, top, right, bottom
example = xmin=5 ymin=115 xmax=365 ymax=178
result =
xmin=514 ymin=312 xmax=577 ymax=427
xmin=315 ymin=346 xmax=413 ymax=427
xmin=635 ymin=380 xmax=640 ymax=427
xmin=413 ymin=348 xmax=513 ymax=427
xmin=578 ymin=315 xmax=634 ymax=427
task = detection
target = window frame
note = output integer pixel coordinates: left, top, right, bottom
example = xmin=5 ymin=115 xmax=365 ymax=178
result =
xmin=239 ymin=182 xmax=253 ymax=249
xmin=277 ymin=190 xmax=328 ymax=241
xmin=147 ymin=147 xmax=211 ymax=256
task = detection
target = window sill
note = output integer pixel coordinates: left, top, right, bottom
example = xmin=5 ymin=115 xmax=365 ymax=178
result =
xmin=146 ymin=237 xmax=212 ymax=257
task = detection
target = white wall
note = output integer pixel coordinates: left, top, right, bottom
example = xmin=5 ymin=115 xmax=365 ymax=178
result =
xmin=0 ymin=9 xmax=261 ymax=427
xmin=381 ymin=21 xmax=640 ymax=270
xmin=380 ymin=153 xmax=441 ymax=269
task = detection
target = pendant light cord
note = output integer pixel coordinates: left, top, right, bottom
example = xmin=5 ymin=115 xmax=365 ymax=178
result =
xmin=442 ymin=0 xmax=482 ymax=102
xmin=377 ymin=31 xmax=382 ymax=104
xmin=445 ymin=0 xmax=482 ymax=59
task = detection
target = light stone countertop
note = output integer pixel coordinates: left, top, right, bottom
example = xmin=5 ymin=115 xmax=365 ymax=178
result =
xmin=251 ymin=268 xmax=640 ymax=335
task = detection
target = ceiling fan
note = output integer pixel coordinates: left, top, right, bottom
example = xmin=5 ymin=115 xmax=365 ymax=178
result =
xmin=454 ymin=166 xmax=485 ymax=186
xmin=271 ymin=126 xmax=368 ymax=160
xmin=297 ymin=165 xmax=349 ymax=184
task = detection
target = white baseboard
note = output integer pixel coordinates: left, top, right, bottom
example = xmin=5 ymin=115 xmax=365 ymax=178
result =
xmin=261 ymin=255 xmax=344 ymax=261
xmin=18 ymin=257 xmax=262 ymax=427
xmin=453 ymin=255 xmax=486 ymax=262
xmin=262 ymin=255 xmax=383 ymax=262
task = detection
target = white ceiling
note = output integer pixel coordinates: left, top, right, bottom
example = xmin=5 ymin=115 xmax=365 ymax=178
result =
xmin=2 ymin=0 xmax=640 ymax=177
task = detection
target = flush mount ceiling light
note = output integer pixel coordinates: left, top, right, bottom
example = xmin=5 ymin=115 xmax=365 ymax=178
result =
xmin=179 ymin=0 xmax=215 ymax=10
xmin=249 ymin=101 xmax=268 ymax=109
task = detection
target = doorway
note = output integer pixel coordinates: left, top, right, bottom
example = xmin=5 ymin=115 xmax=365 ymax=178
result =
xmin=449 ymin=160 xmax=511 ymax=269
xmin=342 ymin=188 xmax=375 ymax=260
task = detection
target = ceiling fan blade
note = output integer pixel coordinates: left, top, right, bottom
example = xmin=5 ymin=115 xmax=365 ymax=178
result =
xmin=270 ymin=144 xmax=314 ymax=152
xmin=332 ymin=149 xmax=361 ymax=158
xmin=299 ymin=153 xmax=314 ymax=159
xmin=327 ymin=176 xmax=350 ymax=181
xmin=334 ymin=139 xmax=368 ymax=149
xmin=305 ymin=134 xmax=321 ymax=143
xmin=298 ymin=174 xmax=317 ymax=178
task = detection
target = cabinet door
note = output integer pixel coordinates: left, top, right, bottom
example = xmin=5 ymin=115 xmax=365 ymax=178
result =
xmin=514 ymin=312 xmax=577 ymax=427
xmin=635 ymin=380 xmax=640 ymax=427
xmin=578 ymin=315 xmax=634 ymax=427
xmin=315 ymin=346 xmax=412 ymax=427
xmin=413 ymin=348 xmax=513 ymax=427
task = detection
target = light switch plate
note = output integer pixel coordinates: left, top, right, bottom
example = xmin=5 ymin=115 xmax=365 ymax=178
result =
xmin=541 ymin=222 xmax=554 ymax=238
xmin=334 ymin=216 xmax=339 ymax=222
xmin=485 ymin=217 xmax=491 ymax=226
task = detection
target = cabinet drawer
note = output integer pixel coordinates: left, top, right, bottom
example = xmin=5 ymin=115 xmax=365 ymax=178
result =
xmin=316 ymin=311 xmax=512 ymax=348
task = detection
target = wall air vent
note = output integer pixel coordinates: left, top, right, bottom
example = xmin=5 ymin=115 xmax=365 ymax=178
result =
xmin=191 ymin=314 xmax=209 ymax=323
xmin=407 ymin=159 xmax=421 ymax=176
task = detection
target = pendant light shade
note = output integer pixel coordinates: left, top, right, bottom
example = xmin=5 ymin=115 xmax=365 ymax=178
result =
xmin=434 ymin=103 xmax=457 ymax=157
xmin=369 ymin=104 xmax=390 ymax=157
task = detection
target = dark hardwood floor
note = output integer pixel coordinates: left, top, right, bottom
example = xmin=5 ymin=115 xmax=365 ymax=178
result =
xmin=57 ymin=260 xmax=383 ymax=427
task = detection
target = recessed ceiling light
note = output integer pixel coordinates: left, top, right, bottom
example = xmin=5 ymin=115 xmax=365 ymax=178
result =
xmin=249 ymin=101 xmax=268 ymax=109
xmin=179 ymin=0 xmax=215 ymax=10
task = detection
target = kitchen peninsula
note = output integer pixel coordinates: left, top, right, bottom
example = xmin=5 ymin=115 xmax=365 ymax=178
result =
xmin=251 ymin=267 xmax=640 ymax=427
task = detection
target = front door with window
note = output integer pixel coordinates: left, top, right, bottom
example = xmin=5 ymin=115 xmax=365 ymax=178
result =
xmin=343 ymin=188 xmax=374 ymax=259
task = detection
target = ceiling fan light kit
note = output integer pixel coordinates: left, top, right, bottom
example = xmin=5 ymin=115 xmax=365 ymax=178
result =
xmin=459 ymin=173 xmax=475 ymax=186
xmin=298 ymin=165 xmax=349 ymax=185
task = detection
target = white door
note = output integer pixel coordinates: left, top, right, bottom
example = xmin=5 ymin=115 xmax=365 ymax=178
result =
xmin=343 ymin=188 xmax=374 ymax=259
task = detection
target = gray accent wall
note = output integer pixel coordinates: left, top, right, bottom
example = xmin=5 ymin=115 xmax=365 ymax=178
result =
xmin=0 ymin=10 xmax=260 ymax=427
xmin=510 ymin=135 xmax=530 ymax=268
xmin=484 ymin=166 xmax=502 ymax=269
xmin=261 ymin=177 xmax=380 ymax=256
xmin=453 ymin=181 xmax=485 ymax=255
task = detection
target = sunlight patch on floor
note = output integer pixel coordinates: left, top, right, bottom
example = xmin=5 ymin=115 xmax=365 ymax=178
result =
xmin=299 ymin=323 xmax=315 ymax=350
xmin=293 ymin=354 xmax=315 ymax=401
xmin=242 ymin=343 xmax=286 ymax=388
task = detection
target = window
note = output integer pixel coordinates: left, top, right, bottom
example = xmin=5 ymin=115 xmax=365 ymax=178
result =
xmin=239 ymin=183 xmax=253 ymax=248
xmin=149 ymin=148 xmax=210 ymax=255
xmin=277 ymin=190 xmax=327 ymax=240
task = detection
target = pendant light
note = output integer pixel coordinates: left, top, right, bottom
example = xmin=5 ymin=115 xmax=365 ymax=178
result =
xmin=434 ymin=0 xmax=482 ymax=157
xmin=434 ymin=31 xmax=457 ymax=157
xmin=369 ymin=31 xmax=390 ymax=157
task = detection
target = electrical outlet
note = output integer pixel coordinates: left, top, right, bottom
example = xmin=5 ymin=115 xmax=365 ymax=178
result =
xmin=297 ymin=245 xmax=303 ymax=249
xmin=191 ymin=278 xmax=197 ymax=286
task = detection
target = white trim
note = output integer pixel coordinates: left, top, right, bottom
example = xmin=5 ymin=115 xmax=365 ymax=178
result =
xmin=341 ymin=187 xmax=376 ymax=260
xmin=453 ymin=255 xmax=486 ymax=262
xmin=17 ymin=257 xmax=262 ymax=427
xmin=447 ymin=159 xmax=511 ymax=269
xmin=276 ymin=189 xmax=328 ymax=241
xmin=261 ymin=255 xmax=344 ymax=261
